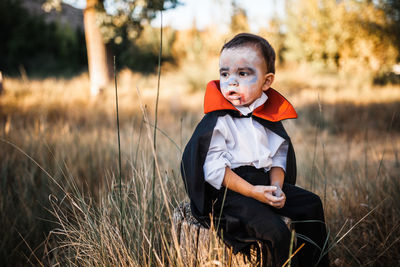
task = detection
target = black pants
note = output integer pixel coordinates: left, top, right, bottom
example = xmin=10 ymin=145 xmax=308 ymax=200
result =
xmin=213 ymin=166 xmax=329 ymax=267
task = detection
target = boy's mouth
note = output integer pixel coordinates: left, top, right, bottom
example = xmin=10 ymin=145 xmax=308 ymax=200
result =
xmin=223 ymin=88 xmax=241 ymax=101
xmin=227 ymin=90 xmax=240 ymax=98
xmin=227 ymin=92 xmax=241 ymax=101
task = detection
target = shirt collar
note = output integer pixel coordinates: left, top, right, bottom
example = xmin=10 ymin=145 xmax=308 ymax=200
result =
xmin=204 ymin=80 xmax=297 ymax=122
xmin=234 ymin=93 xmax=269 ymax=116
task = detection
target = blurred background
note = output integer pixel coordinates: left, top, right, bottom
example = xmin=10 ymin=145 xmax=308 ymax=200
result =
xmin=1 ymin=0 xmax=399 ymax=266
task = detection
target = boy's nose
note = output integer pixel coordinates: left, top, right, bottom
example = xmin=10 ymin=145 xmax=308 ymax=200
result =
xmin=228 ymin=76 xmax=238 ymax=86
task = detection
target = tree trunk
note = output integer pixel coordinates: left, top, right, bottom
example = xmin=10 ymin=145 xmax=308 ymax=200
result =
xmin=84 ymin=0 xmax=111 ymax=96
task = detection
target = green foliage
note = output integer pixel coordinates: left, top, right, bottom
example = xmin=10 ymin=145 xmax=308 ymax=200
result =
xmin=93 ymin=0 xmax=182 ymax=73
xmin=0 ymin=0 xmax=87 ymax=77
xmin=87 ymin=0 xmax=181 ymax=43
xmin=0 ymin=0 xmax=180 ymax=76
xmin=111 ymin=25 xmax=177 ymax=73
xmin=284 ymin=0 xmax=399 ymax=75
xmin=380 ymin=0 xmax=400 ymax=57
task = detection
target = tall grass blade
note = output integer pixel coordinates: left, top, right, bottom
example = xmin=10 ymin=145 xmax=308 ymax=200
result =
xmin=113 ymin=56 xmax=124 ymax=239
xmin=151 ymin=8 xmax=163 ymax=264
xmin=0 ymin=138 xmax=62 ymax=191
xmin=310 ymin=92 xmax=322 ymax=191
xmin=327 ymin=199 xmax=386 ymax=254
xmin=282 ymin=242 xmax=305 ymax=267
xmin=146 ymin=121 xmax=181 ymax=153
xmin=322 ymin=143 xmax=327 ymax=208
xmin=375 ymin=111 xmax=396 ymax=180
xmin=135 ymin=85 xmax=183 ymax=267
xmin=287 ymin=229 xmax=295 ymax=267
xmin=134 ymin=117 xmax=144 ymax=169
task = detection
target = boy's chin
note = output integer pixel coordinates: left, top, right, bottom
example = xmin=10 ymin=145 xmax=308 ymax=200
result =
xmin=229 ymin=99 xmax=252 ymax=107
xmin=226 ymin=97 xmax=245 ymax=106
xmin=229 ymin=100 xmax=245 ymax=106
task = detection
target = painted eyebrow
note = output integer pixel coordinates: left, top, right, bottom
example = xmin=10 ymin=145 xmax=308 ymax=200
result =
xmin=219 ymin=67 xmax=255 ymax=72
xmin=238 ymin=67 xmax=255 ymax=72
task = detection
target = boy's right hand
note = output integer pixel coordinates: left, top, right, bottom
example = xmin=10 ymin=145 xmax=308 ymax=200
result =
xmin=251 ymin=185 xmax=285 ymax=207
xmin=222 ymin=168 xmax=285 ymax=208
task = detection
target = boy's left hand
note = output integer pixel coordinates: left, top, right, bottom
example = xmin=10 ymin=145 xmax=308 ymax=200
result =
xmin=270 ymin=185 xmax=286 ymax=209
xmin=269 ymin=168 xmax=286 ymax=208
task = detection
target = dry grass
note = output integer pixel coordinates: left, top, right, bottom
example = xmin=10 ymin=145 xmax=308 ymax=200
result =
xmin=1 ymin=65 xmax=399 ymax=266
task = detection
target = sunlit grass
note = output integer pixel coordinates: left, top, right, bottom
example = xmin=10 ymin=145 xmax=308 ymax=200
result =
xmin=1 ymin=65 xmax=399 ymax=266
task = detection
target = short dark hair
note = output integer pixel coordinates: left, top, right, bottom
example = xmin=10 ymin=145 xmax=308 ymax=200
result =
xmin=221 ymin=33 xmax=276 ymax=74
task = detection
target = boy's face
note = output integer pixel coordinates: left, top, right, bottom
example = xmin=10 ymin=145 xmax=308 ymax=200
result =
xmin=219 ymin=45 xmax=274 ymax=107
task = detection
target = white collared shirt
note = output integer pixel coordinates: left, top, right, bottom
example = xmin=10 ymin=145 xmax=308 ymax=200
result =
xmin=203 ymin=93 xmax=288 ymax=190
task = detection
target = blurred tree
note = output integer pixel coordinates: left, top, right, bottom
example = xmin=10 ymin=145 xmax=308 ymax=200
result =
xmin=115 ymin=24 xmax=177 ymax=73
xmin=230 ymin=0 xmax=249 ymax=34
xmin=0 ymin=0 xmax=87 ymax=77
xmin=379 ymin=0 xmax=400 ymax=60
xmin=259 ymin=18 xmax=286 ymax=67
xmin=284 ymin=0 xmax=399 ymax=75
xmin=45 ymin=0 xmax=179 ymax=95
xmin=259 ymin=0 xmax=286 ymax=67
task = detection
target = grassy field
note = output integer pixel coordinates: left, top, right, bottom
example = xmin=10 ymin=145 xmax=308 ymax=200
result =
xmin=1 ymin=64 xmax=399 ymax=266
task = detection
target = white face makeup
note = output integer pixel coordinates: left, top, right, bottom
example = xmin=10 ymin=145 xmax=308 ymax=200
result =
xmin=219 ymin=46 xmax=272 ymax=107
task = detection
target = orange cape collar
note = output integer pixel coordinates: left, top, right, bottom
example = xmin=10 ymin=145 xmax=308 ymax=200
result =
xmin=204 ymin=80 xmax=297 ymax=122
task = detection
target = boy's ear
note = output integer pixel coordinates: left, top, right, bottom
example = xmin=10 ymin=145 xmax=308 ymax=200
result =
xmin=262 ymin=73 xmax=275 ymax=91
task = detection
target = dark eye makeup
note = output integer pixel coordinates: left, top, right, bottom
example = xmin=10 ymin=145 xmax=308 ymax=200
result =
xmin=219 ymin=67 xmax=255 ymax=78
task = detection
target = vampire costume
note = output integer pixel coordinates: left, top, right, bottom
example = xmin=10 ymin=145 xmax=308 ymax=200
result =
xmin=181 ymin=80 xmax=329 ymax=267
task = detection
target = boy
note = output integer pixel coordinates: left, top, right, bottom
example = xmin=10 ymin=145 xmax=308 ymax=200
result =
xmin=181 ymin=33 xmax=329 ymax=267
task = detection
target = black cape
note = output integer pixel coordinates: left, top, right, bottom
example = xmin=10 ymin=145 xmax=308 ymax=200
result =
xmin=180 ymin=109 xmax=297 ymax=227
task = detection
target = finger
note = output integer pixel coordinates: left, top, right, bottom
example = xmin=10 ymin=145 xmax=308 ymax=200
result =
xmin=277 ymin=199 xmax=286 ymax=209
xmin=268 ymin=199 xmax=282 ymax=206
xmin=275 ymin=190 xmax=285 ymax=199
xmin=268 ymin=201 xmax=278 ymax=207
xmin=273 ymin=189 xmax=282 ymax=197
xmin=265 ymin=194 xmax=284 ymax=202
xmin=272 ymin=197 xmax=286 ymax=207
xmin=269 ymin=201 xmax=282 ymax=208
xmin=263 ymin=186 xmax=277 ymax=192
